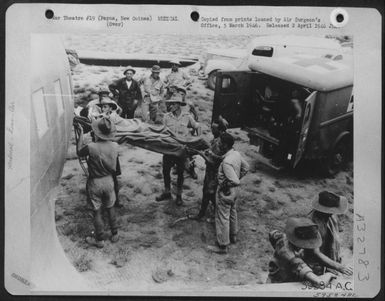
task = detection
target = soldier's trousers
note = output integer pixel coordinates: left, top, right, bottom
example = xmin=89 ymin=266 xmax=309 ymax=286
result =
xmin=162 ymin=154 xmax=186 ymax=196
xmin=215 ymin=189 xmax=238 ymax=246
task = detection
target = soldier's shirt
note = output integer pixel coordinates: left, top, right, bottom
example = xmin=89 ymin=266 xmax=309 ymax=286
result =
xmin=217 ymin=149 xmax=249 ymax=187
xmin=268 ymin=230 xmax=313 ymax=283
xmin=141 ymin=75 xmax=164 ymax=103
xmin=163 ymin=111 xmax=199 ymax=138
xmin=308 ymin=212 xmax=341 ymax=269
xmin=165 ymin=70 xmax=191 ymax=87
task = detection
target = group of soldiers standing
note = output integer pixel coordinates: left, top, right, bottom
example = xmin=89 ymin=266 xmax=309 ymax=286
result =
xmin=108 ymin=60 xmax=195 ymax=123
xmin=76 ymin=61 xmax=250 ymax=259
xmin=75 ymin=61 xmax=352 ymax=285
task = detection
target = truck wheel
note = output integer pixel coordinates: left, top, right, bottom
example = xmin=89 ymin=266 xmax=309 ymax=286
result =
xmin=207 ymin=70 xmax=218 ymax=90
xmin=323 ymin=138 xmax=352 ymax=176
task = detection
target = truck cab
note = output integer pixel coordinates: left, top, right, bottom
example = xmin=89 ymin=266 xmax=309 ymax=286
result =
xmin=212 ymin=54 xmax=353 ymax=175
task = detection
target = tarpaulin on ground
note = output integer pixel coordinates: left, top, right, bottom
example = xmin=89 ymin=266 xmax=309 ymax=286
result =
xmin=73 ymin=115 xmax=209 ymax=157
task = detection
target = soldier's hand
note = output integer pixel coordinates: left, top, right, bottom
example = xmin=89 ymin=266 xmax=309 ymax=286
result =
xmin=339 ymin=265 xmax=353 ymax=276
xmin=77 ymin=124 xmax=83 ymax=134
xmin=218 ymin=115 xmax=229 ymax=128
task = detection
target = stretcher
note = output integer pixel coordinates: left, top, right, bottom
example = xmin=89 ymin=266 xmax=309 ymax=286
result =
xmin=73 ymin=115 xmax=210 ymax=160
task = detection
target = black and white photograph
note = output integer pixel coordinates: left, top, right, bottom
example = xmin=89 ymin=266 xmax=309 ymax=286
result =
xmin=4 ymin=4 xmax=382 ymax=297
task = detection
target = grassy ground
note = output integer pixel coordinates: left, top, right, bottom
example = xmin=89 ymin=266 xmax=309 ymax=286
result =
xmin=55 ymin=34 xmax=354 ymax=291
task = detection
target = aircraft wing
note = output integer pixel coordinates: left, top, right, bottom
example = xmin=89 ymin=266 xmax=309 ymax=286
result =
xmin=73 ymin=49 xmax=199 ymax=68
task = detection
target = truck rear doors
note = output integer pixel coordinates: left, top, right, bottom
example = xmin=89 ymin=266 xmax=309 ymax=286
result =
xmin=213 ymin=69 xmax=318 ymax=169
xmin=212 ymin=70 xmax=256 ymax=128
xmin=292 ymin=91 xmax=317 ymax=167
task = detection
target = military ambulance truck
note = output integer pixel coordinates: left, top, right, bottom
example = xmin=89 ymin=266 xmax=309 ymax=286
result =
xmin=212 ymin=54 xmax=353 ymax=176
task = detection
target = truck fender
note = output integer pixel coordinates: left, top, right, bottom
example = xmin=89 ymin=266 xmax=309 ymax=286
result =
xmin=331 ymin=131 xmax=352 ymax=153
xmin=205 ymin=60 xmax=237 ymax=75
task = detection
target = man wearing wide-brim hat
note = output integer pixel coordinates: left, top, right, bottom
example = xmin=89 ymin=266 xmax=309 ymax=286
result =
xmin=163 ymin=84 xmax=200 ymax=179
xmin=96 ymin=95 xmax=119 ymax=111
xmin=76 ymin=117 xmax=120 ymax=248
xmin=109 ymin=65 xmax=142 ymax=119
xmin=139 ymin=64 xmax=165 ymax=123
xmin=308 ymin=191 xmax=352 ymax=276
xmin=267 ymin=217 xmax=337 ymax=286
xmin=155 ymin=93 xmax=201 ymax=206
xmin=164 ymin=59 xmax=192 ymax=90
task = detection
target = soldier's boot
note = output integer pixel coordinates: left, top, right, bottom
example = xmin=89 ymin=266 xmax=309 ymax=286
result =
xmin=230 ymin=235 xmax=237 ymax=244
xmin=207 ymin=244 xmax=228 ymax=254
xmin=85 ymin=236 xmax=104 ymax=248
xmin=114 ymin=199 xmax=123 ymax=208
xmin=111 ymin=233 xmax=119 ymax=243
xmin=175 ymin=194 xmax=183 ymax=206
xmin=156 ymin=191 xmax=172 ymax=202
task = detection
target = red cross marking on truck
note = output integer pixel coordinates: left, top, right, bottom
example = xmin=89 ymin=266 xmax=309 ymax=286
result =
xmin=294 ymin=58 xmax=337 ymax=71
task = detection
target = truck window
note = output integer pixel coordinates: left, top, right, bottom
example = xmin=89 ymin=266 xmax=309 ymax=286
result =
xmin=252 ymin=46 xmax=274 ymax=57
xmin=54 ymin=79 xmax=64 ymax=116
xmin=32 ymin=88 xmax=49 ymax=138
xmin=221 ymin=75 xmax=237 ymax=92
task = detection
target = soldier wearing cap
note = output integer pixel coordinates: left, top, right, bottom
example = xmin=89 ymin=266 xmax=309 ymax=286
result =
xmin=139 ymin=65 xmax=165 ymax=123
xmin=76 ymin=117 xmax=120 ymax=248
xmin=155 ymin=93 xmax=201 ymax=206
xmin=164 ymin=59 xmax=192 ymax=89
xmin=267 ymin=217 xmax=337 ymax=286
xmin=109 ymin=66 xmax=142 ymax=119
xmin=306 ymin=191 xmax=352 ymax=276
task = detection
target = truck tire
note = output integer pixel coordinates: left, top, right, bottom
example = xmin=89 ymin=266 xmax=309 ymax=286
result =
xmin=207 ymin=70 xmax=218 ymax=90
xmin=322 ymin=137 xmax=352 ymax=177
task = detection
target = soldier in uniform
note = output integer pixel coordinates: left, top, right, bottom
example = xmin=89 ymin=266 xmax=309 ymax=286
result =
xmin=306 ymin=191 xmax=353 ymax=276
xmin=208 ymin=133 xmax=249 ymax=254
xmin=76 ymin=117 xmax=119 ymax=248
xmin=140 ymin=65 xmax=165 ymax=123
xmin=267 ymin=217 xmax=337 ymax=286
xmin=95 ymin=97 xmax=124 ymax=208
xmin=192 ymin=120 xmax=228 ymax=220
xmin=155 ymin=93 xmax=201 ymax=206
xmin=164 ymin=59 xmax=192 ymax=89
xmin=109 ymin=66 xmax=142 ymax=119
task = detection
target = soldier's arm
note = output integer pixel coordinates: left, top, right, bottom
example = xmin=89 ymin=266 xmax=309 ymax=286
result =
xmin=240 ymin=157 xmax=249 ymax=179
xmin=222 ymin=161 xmax=240 ymax=187
xmin=163 ymin=73 xmax=170 ymax=87
xmin=183 ymin=71 xmax=192 ymax=85
xmin=187 ymin=114 xmax=199 ymax=130
xmin=189 ymin=104 xmax=199 ymax=121
xmin=136 ymin=82 xmax=143 ymax=103
xmin=160 ymin=80 xmax=166 ymax=97
xmin=291 ymin=98 xmax=303 ymax=119
xmin=76 ymin=125 xmax=89 ymax=157
xmin=312 ymin=248 xmax=353 ymax=276
xmin=291 ymin=257 xmax=336 ymax=287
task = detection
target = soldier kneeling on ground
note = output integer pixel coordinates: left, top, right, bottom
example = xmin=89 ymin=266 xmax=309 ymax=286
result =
xmin=307 ymin=191 xmax=353 ymax=276
xmin=267 ymin=217 xmax=337 ymax=287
